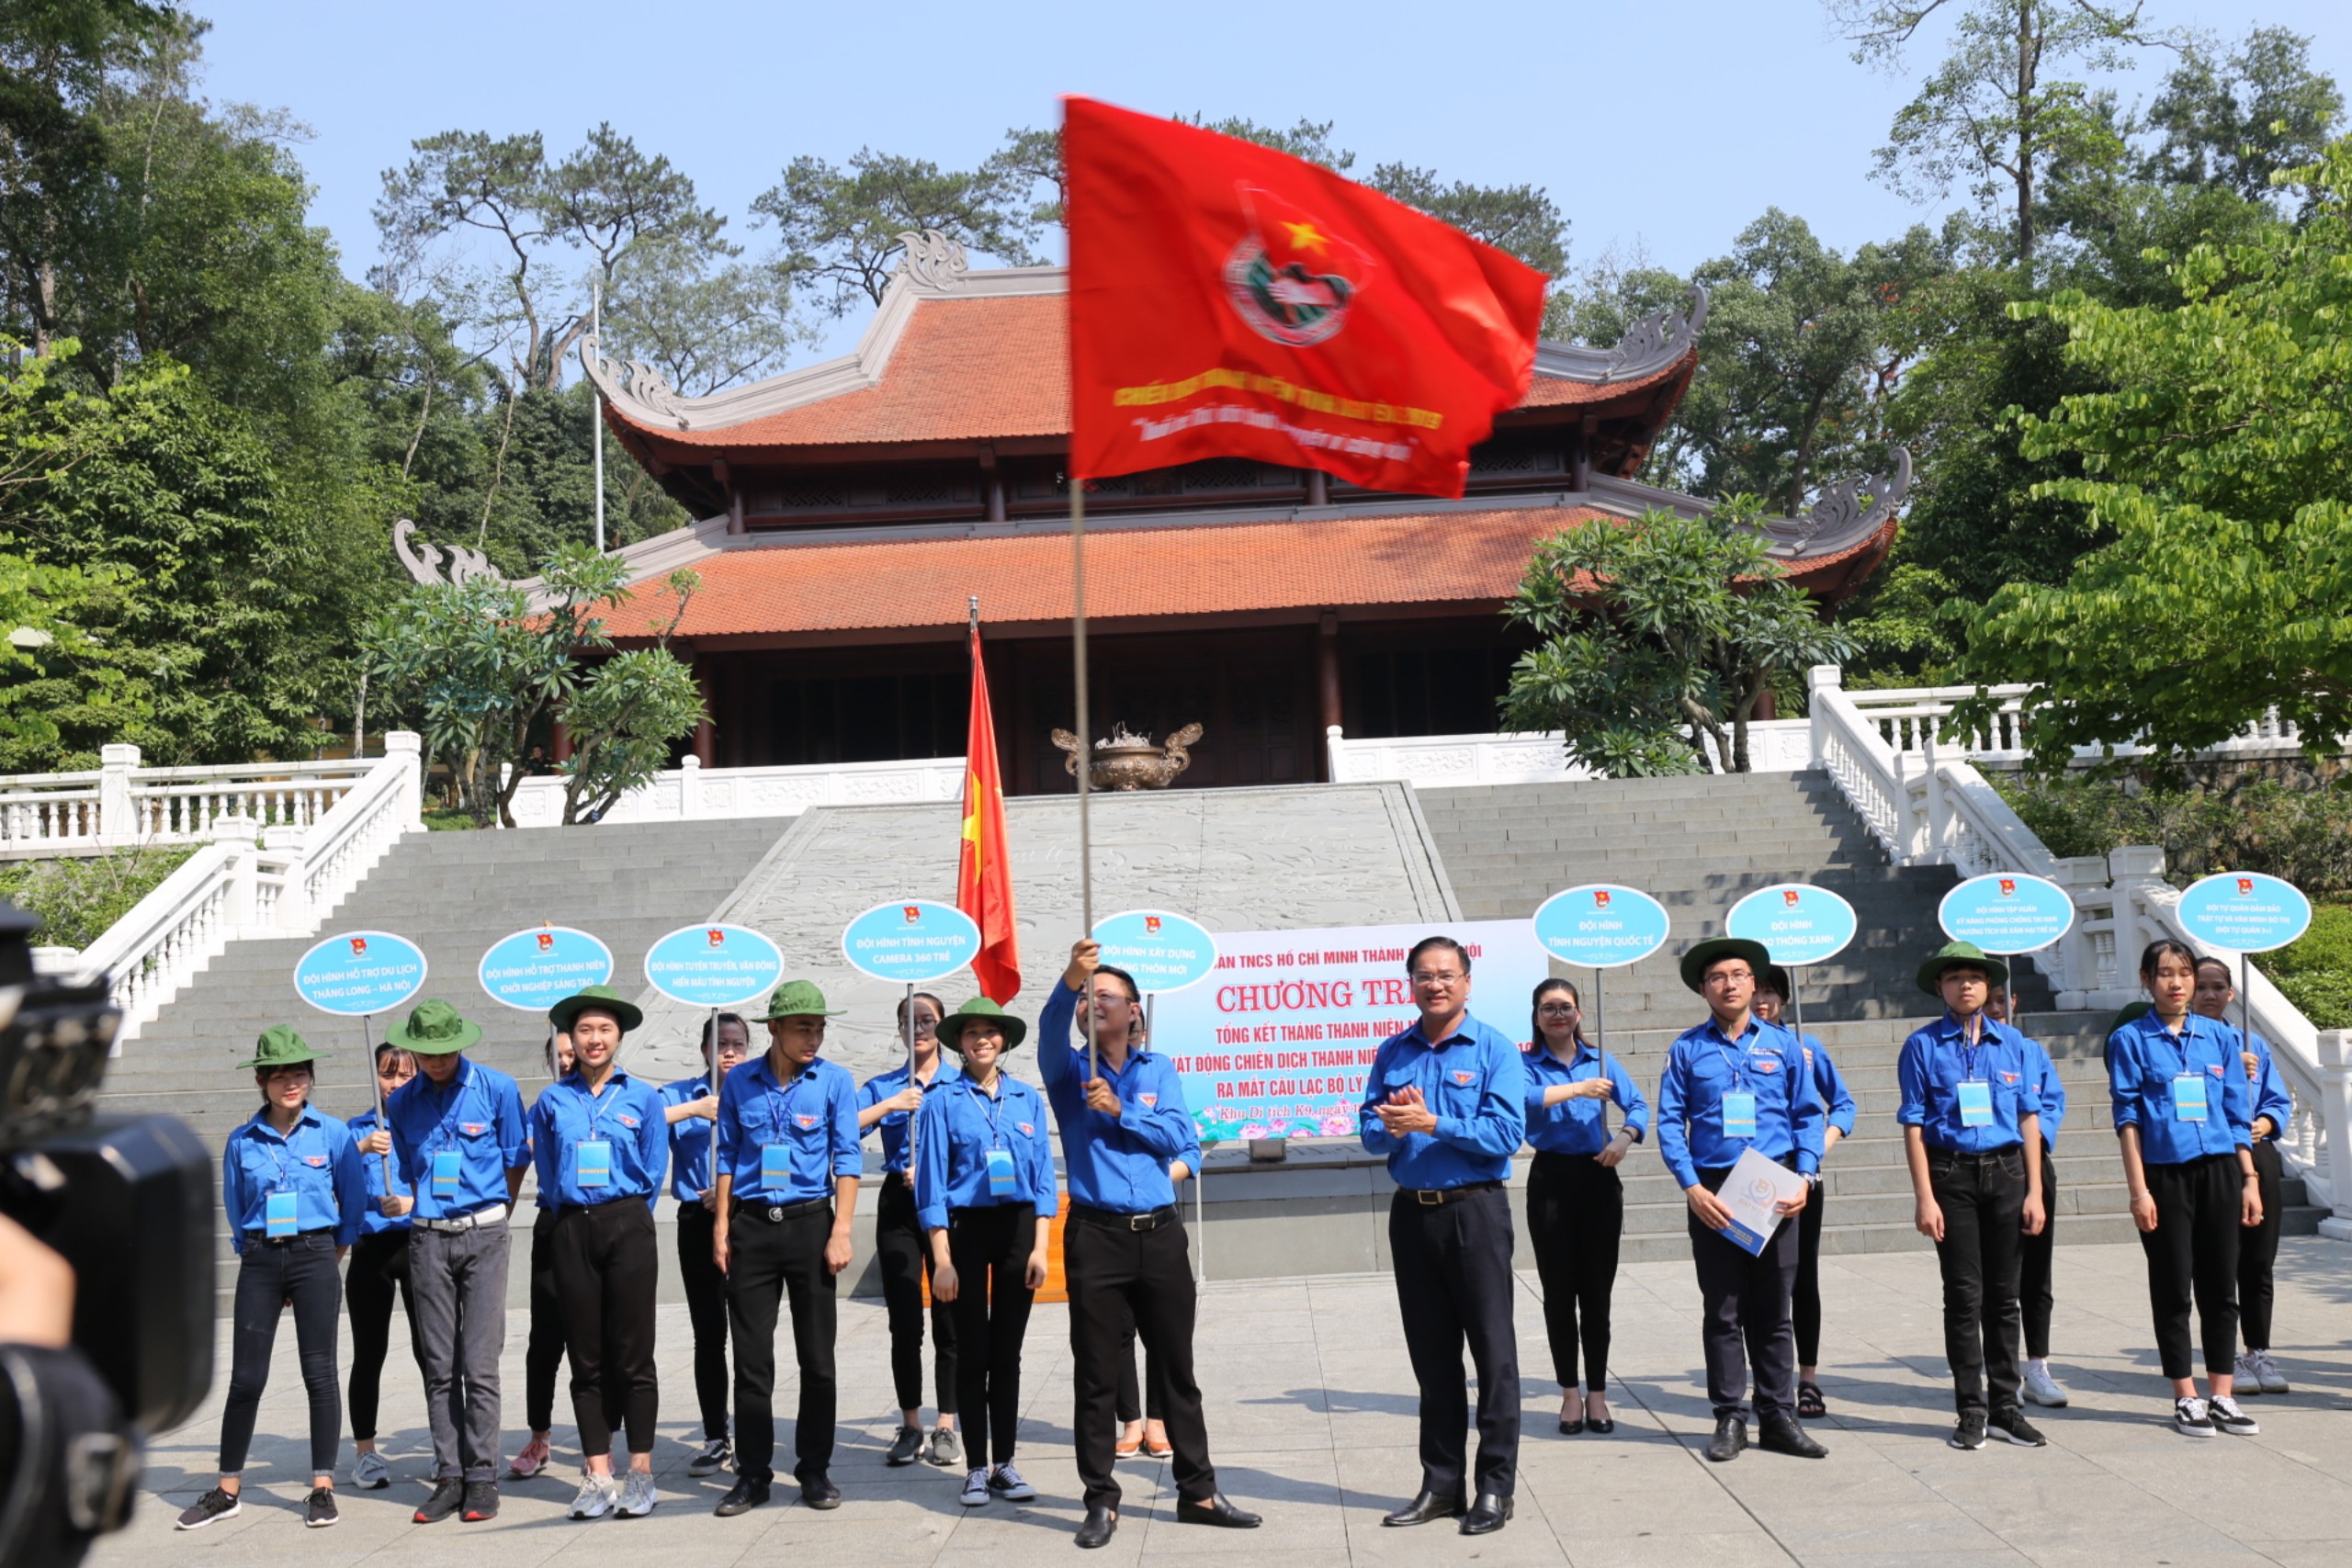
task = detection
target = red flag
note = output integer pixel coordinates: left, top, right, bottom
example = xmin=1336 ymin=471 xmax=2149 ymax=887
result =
xmin=1065 ymin=96 xmax=1548 ymax=500
xmin=957 ymin=625 xmax=1021 ymax=1001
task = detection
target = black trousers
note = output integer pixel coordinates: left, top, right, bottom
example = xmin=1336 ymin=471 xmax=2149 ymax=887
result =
xmin=345 ymin=1229 xmax=423 ymax=1442
xmin=675 ymin=1204 xmax=732 ymax=1440
xmin=726 ymin=1201 xmax=838 ymax=1484
xmin=552 ymin=1200 xmax=660 ymax=1455
xmin=220 ymin=1233 xmax=343 ymax=1475
xmin=2019 ymin=1149 xmax=2057 ymax=1360
xmin=1067 ymin=1209 xmax=1216 ymax=1510
xmin=2238 ymin=1140 xmax=2283 ymax=1351
xmin=1390 ymin=1185 xmax=1519 ymax=1498
xmin=876 ymin=1176 xmax=958 ymax=1416
xmin=524 ymin=1207 xmax=570 ymax=1434
xmin=1927 ymin=1147 xmax=2028 ymax=1416
xmin=1114 ymin=1334 xmax=1163 ymax=1424
xmin=2141 ymin=1153 xmax=2243 ymax=1380
xmin=1792 ymin=1182 xmax=1826 ymax=1368
xmin=946 ymin=1203 xmax=1037 ymax=1466
xmin=1526 ymin=1152 xmax=1623 ymax=1392
xmin=1689 ymin=1167 xmax=1798 ymax=1423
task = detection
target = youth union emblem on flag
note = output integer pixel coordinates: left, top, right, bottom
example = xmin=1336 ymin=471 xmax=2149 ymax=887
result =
xmin=1222 ymin=186 xmax=1374 ymax=348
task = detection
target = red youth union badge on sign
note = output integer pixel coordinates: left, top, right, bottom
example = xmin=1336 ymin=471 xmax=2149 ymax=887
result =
xmin=1592 ymin=890 xmax=1611 ymax=908
xmin=2238 ymin=877 xmax=2255 ymax=896
xmin=903 ymin=906 xmax=921 ymax=924
xmin=537 ymin=931 xmax=555 ymax=952
xmin=349 ymin=936 xmax=368 ymax=956
xmin=707 ymin=929 xmax=724 ymax=947
xmin=1999 ymin=878 xmax=2017 ymax=897
xmin=1145 ymin=915 xmax=1162 ymax=934
xmin=1782 ymin=890 xmax=1802 ymax=908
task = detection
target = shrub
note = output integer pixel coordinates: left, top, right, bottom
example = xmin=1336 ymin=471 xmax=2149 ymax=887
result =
xmin=2266 ymin=903 xmax=2352 ymax=1031
xmin=1994 ymin=776 xmax=2352 ymax=897
xmin=0 ymin=845 xmax=198 ymax=950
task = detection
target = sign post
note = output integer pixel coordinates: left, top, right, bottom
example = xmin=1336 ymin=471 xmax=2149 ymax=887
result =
xmin=645 ymin=924 xmax=788 ymax=1175
xmin=841 ymin=900 xmax=984 ymax=1180
xmin=1937 ymin=873 xmax=2076 ymax=1018
xmin=293 ymin=930 xmax=429 ymax=1184
xmin=2173 ymin=873 xmax=2314 ymax=1043
xmin=1531 ymin=885 xmax=1671 ymax=1056
xmin=1725 ymin=885 xmax=1859 ymax=1043
xmin=1091 ymin=909 xmax=1220 ymax=1280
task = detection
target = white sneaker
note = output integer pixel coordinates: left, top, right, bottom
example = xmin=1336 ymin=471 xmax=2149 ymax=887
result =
xmin=615 ymin=1470 xmax=658 ymax=1517
xmin=351 ymin=1450 xmax=390 ymax=1489
xmin=988 ymin=1461 xmax=1037 ymax=1502
xmin=569 ymin=1472 xmax=618 ymax=1519
xmin=2251 ymin=1350 xmax=2290 ymax=1395
xmin=2174 ymin=1396 xmax=2216 ymax=1438
xmin=2019 ymin=1362 xmax=2069 ymax=1407
xmin=2209 ymin=1394 xmax=2259 ymax=1436
xmin=960 ymin=1467 xmax=991 ymax=1507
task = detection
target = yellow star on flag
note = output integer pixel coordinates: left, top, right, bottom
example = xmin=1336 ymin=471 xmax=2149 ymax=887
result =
xmin=1281 ymin=220 xmax=1329 ymax=254
xmin=962 ymin=771 xmax=987 ymax=867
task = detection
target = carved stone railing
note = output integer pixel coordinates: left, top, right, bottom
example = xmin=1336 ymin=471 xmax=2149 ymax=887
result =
xmin=501 ymin=752 xmax=965 ymax=829
xmin=1325 ymin=721 xmax=1814 ymax=788
xmin=0 ymin=746 xmax=374 ymax=858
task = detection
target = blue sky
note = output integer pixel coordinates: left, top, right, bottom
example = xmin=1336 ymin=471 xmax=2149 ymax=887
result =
xmin=189 ymin=0 xmax=2352 ymax=358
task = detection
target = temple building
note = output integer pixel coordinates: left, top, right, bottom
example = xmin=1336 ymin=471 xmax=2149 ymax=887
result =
xmin=575 ymin=239 xmax=1904 ymax=795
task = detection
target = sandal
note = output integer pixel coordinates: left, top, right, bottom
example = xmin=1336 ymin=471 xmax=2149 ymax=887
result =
xmin=1797 ymin=1381 xmax=1827 ymax=1420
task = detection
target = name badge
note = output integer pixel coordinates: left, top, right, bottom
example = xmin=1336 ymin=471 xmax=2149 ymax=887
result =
xmin=578 ymin=1140 xmax=612 ymax=1188
xmin=985 ymin=1146 xmax=1017 ymax=1197
xmin=432 ymin=1148 xmax=462 ymax=1195
xmin=760 ymin=1142 xmax=792 ymax=1190
xmin=1722 ymin=1091 xmax=1758 ymax=1138
xmin=2173 ymin=1073 xmax=2209 ymax=1122
xmin=1958 ymin=1080 xmax=1995 ymax=1128
xmin=265 ymin=1189 xmax=300 ymax=1238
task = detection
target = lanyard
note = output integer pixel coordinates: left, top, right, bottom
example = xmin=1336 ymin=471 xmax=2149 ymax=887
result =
xmin=1709 ymin=1028 xmax=1751 ymax=1094
xmin=1956 ymin=1019 xmax=1987 ymax=1083
xmin=574 ymin=1073 xmax=630 ymax=1139
xmin=421 ymin=1066 xmax=475 ymax=1152
xmin=967 ymin=1076 xmax=1007 ymax=1149
xmin=254 ymin=1116 xmax=308 ymax=1190
xmin=763 ymin=1064 xmax=813 ymax=1134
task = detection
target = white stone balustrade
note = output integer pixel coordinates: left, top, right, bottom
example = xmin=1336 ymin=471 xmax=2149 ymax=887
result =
xmin=0 ymin=744 xmax=375 ymax=858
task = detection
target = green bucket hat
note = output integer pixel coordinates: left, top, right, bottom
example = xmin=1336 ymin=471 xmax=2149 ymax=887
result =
xmin=758 ymin=979 xmax=845 ymax=1022
xmin=938 ymin=996 xmax=1027 ymax=1052
xmin=1917 ymin=940 xmax=2008 ymax=997
xmin=1679 ymin=937 xmax=1773 ymax=994
xmin=548 ymin=984 xmax=643 ymax=1035
xmin=241 ymin=1023 xmax=326 ymax=1071
xmin=387 ymin=998 xmax=483 ymax=1055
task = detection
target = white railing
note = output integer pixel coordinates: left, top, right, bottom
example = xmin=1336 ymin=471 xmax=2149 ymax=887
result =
xmin=502 ymin=753 xmax=965 ymax=828
xmin=1808 ymin=664 xmax=2349 ymax=1225
xmin=71 ymin=734 xmax=424 ymax=1043
xmin=0 ymin=743 xmax=373 ymax=857
xmin=1838 ymin=681 xmax=2311 ymax=765
xmin=1325 ymin=720 xmax=1814 ymax=788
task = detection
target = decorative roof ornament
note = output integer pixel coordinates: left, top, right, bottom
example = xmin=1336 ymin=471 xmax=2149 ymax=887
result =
xmin=897 ymin=230 xmax=970 ymax=292
xmin=1532 ymin=284 xmax=1711 ymax=386
xmin=581 ymin=333 xmax=691 ymax=431
xmin=394 ymin=518 xmax=511 ymax=588
xmin=1758 ymin=448 xmax=1915 ymax=556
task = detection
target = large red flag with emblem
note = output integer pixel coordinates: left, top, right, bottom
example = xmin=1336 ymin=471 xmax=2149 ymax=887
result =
xmin=956 ymin=624 xmax=1021 ymax=1001
xmin=1064 ymin=96 xmax=1548 ymax=500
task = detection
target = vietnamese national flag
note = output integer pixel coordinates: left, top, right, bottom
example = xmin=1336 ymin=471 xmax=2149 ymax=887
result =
xmin=957 ymin=624 xmax=1021 ymax=1001
xmin=1065 ymin=96 xmax=1549 ymax=500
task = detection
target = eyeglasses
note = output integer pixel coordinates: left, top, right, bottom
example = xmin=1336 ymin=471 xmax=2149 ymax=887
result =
xmin=1536 ymin=1003 xmax=1578 ymax=1016
xmin=1411 ymin=972 xmax=1464 ymax=987
xmin=1702 ymin=969 xmax=1753 ymax=987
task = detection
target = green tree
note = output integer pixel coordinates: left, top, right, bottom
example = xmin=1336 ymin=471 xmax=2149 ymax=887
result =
xmin=752 ymin=150 xmax=1035 ymax=316
xmin=1502 ymin=502 xmax=1855 ymax=776
xmin=2139 ymin=26 xmax=2344 ymax=202
xmin=554 ymin=572 xmax=703 ymax=826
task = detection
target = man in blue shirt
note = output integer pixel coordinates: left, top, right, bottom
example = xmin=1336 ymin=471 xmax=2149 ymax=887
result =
xmin=532 ymin=986 xmax=669 ymax=1520
xmin=709 ymin=979 xmax=863 ymax=1517
xmin=1657 ymin=937 xmax=1825 ymax=1464
xmin=1358 ymin=935 xmax=1526 ymax=1536
xmin=661 ymin=1011 xmax=751 ymax=1477
xmin=382 ymin=999 xmax=530 ymax=1525
xmin=1897 ymin=942 xmax=2048 ymax=1450
xmin=1041 ymin=941 xmax=1260 ymax=1549
xmin=2191 ymin=959 xmax=2297 ymax=1396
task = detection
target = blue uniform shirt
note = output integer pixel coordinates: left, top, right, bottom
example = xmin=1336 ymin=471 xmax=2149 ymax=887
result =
xmin=2242 ymin=1031 xmax=2294 ymax=1142
xmin=1897 ymin=1012 xmax=2043 ymax=1154
xmin=2020 ymin=1035 xmax=2066 ymax=1151
xmin=1038 ymin=979 xmax=1202 ymax=1213
xmin=715 ymin=1054 xmax=862 ymax=1203
xmin=2107 ymin=1011 xmax=2251 ymax=1165
xmin=530 ymin=1069 xmax=667 ymax=1208
xmin=1521 ymin=1039 xmax=1649 ymax=1156
xmin=1657 ymin=1015 xmax=1824 ymax=1189
xmin=913 ymin=1071 xmax=1058 ymax=1230
xmin=859 ymin=1061 xmax=944 ymax=1175
xmin=659 ymin=1075 xmax=716 ymax=1202
xmin=1796 ymin=1034 xmax=1858 ymax=1139
xmin=1358 ymin=1010 xmax=1527 ymax=1190
xmin=347 ymin=1108 xmax=413 ymax=1237
xmin=386 ymin=1057 xmax=529 ymax=1221
xmin=222 ymin=1104 xmax=367 ymax=1253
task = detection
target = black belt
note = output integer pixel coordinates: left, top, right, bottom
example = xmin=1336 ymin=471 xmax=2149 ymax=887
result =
xmin=732 ymin=1195 xmax=831 ymax=1224
xmin=243 ymin=1227 xmax=336 ymax=1247
xmin=1927 ymin=1146 xmax=2023 ymax=1163
xmin=551 ymin=1194 xmax=648 ymax=1214
xmin=1399 ymin=1179 xmax=1502 ymax=1207
xmin=1070 ymin=1202 xmax=1179 ymax=1233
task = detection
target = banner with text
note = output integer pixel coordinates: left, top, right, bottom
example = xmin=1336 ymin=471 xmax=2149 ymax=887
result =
xmin=1146 ymin=919 xmax=1545 ymax=1144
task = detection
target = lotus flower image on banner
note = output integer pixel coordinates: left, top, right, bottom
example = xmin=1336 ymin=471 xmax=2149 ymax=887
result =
xmin=1063 ymin=96 xmax=1548 ymax=500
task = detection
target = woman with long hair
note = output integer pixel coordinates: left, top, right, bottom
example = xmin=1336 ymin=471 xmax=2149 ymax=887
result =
xmin=859 ymin=991 xmax=961 ymax=1467
xmin=662 ymin=1010 xmax=754 ymax=1478
xmin=346 ymin=1040 xmax=422 ymax=1489
xmin=2188 ymin=957 xmax=2296 ymax=1396
xmin=508 ymin=1029 xmax=576 ymax=1481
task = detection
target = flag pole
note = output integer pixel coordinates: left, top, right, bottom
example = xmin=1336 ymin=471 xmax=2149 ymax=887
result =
xmin=1070 ymin=482 xmax=1097 ymax=1076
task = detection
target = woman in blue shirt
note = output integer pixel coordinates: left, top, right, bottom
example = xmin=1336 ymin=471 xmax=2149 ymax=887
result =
xmin=1755 ymin=967 xmax=1856 ymax=1421
xmin=2109 ymin=940 xmax=2263 ymax=1438
xmin=857 ymin=991 xmax=960 ymax=1468
xmin=346 ymin=1039 xmax=420 ymax=1490
xmin=1521 ymin=978 xmax=1646 ymax=1436
xmin=176 ymin=1027 xmax=366 ymax=1533
xmin=917 ymin=998 xmax=1057 ymax=1510
xmin=2190 ymin=957 xmax=2297 ymax=1396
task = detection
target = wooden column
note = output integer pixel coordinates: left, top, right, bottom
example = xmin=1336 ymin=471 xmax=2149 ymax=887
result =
xmin=1573 ymin=413 xmax=1597 ymax=492
xmin=693 ymin=654 xmax=718 ymax=765
xmin=551 ymin=719 xmax=572 ymax=762
xmin=1317 ymin=611 xmax=1343 ymax=744
xmin=1304 ymin=468 xmax=1330 ymax=508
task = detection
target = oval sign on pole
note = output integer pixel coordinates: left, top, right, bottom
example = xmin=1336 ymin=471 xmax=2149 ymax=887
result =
xmin=294 ymin=931 xmax=429 ymax=1017
xmin=2173 ymin=872 xmax=2313 ymax=954
xmin=645 ymin=922 xmax=786 ymax=1009
xmin=478 ymin=926 xmax=616 ymax=1013
xmin=1532 ymin=884 xmax=1671 ymax=970
xmin=1726 ymin=884 xmax=1858 ymax=967
xmin=1938 ymin=873 xmax=2076 ymax=953
xmin=1092 ymin=908 xmax=1219 ymax=994
xmin=841 ymin=899 xmax=982 ymax=986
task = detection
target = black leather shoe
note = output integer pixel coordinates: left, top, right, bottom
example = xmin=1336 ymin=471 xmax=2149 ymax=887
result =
xmin=1558 ymin=1416 xmax=1586 ymax=1435
xmin=1704 ymin=1416 xmax=1747 ymax=1462
xmin=1588 ymin=1416 xmax=1617 ymax=1435
xmin=1461 ymin=1494 xmax=1512 ymax=1536
xmin=1381 ymin=1489 xmax=1467 ymax=1527
xmin=714 ymin=1478 xmax=770 ymax=1517
xmin=1176 ymin=1493 xmax=1261 ymax=1528
xmin=801 ymin=1472 xmax=843 ymax=1509
xmin=1075 ymin=1505 xmax=1117 ymax=1548
xmin=1758 ymin=1416 xmax=1828 ymax=1459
